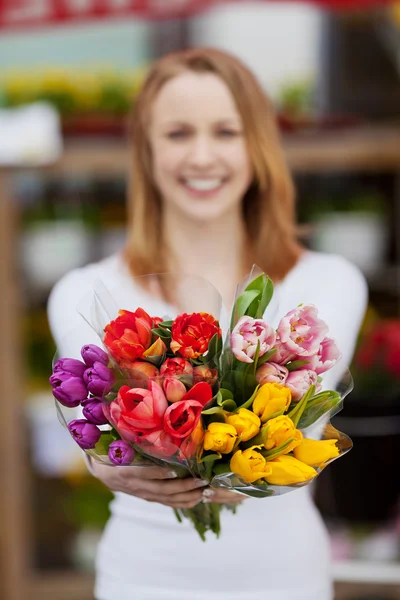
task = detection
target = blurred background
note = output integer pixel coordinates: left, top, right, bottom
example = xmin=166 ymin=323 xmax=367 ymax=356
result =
xmin=0 ymin=1 xmax=399 ymax=599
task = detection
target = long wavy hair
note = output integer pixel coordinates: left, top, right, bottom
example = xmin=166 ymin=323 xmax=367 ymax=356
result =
xmin=124 ymin=47 xmax=303 ymax=282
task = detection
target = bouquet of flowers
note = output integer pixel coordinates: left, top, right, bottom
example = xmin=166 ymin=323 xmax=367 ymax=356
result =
xmin=50 ymin=268 xmax=353 ymax=540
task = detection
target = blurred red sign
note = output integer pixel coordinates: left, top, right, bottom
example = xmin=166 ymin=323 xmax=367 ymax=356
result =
xmin=0 ymin=0 xmax=391 ymax=30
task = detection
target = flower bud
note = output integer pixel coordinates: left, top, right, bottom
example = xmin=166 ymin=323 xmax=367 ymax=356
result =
xmin=68 ymin=419 xmax=101 ymax=450
xmin=81 ymin=398 xmax=109 ymax=425
xmin=108 ymin=440 xmax=135 ymax=465
xmin=84 ymin=362 xmax=114 ymax=396
xmin=81 ymin=344 xmax=109 ymax=367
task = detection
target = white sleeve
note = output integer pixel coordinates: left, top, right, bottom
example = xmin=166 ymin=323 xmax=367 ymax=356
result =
xmin=310 ymin=256 xmax=369 ymax=392
xmin=47 ymin=268 xmax=102 ymax=360
xmin=47 ymin=268 xmax=103 ymax=475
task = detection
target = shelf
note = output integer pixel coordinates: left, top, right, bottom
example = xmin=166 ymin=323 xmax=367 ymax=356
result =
xmin=333 ymin=559 xmax=400 ymax=584
xmin=28 ymin=572 xmax=94 ymax=600
xmin=2 ymin=124 xmax=400 ymax=178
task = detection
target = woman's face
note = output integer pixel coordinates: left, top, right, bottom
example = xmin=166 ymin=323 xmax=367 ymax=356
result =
xmin=148 ymin=71 xmax=253 ymax=223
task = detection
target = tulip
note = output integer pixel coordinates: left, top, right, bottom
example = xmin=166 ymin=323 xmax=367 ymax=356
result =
xmin=264 ymin=455 xmax=317 ymax=485
xmin=104 ymin=308 xmax=153 ymax=363
xmin=193 ymin=365 xmax=218 ymax=386
xmin=264 ymin=416 xmax=303 ymax=454
xmin=252 ymin=382 xmax=291 ymax=423
xmin=293 ymin=438 xmax=339 ymax=468
xmin=83 ymin=361 xmax=114 ymax=396
xmin=230 ymin=316 xmax=276 ymax=363
xmin=163 ymin=377 xmax=187 ymax=403
xmin=50 ymin=371 xmax=88 ymax=408
xmin=270 ymin=341 xmax=297 ymax=365
xmin=123 ymin=360 xmax=160 ymax=388
xmin=225 ymin=408 xmax=260 ymax=442
xmin=81 ymin=344 xmax=109 ymax=367
xmin=285 ymin=370 xmax=318 ymax=402
xmin=139 ymin=428 xmax=179 ymax=457
xmin=302 ymin=338 xmax=341 ymax=375
xmin=53 ymin=358 xmax=86 ymax=378
xmin=277 ymin=305 xmax=328 ymax=358
xmin=142 ymin=337 xmax=167 ymax=360
xmin=160 ymin=357 xmax=193 ymax=378
xmin=170 ymin=312 xmax=221 ymax=359
xmin=108 ymin=440 xmax=135 ymax=465
xmin=110 ymin=381 xmax=168 ymax=440
xmin=256 ymin=362 xmax=289 ymax=385
xmin=204 ymin=422 xmax=237 ymax=453
xmin=164 ymin=400 xmax=203 ymax=440
xmin=230 ymin=447 xmax=272 ymax=483
xmin=81 ymin=398 xmax=109 ymax=425
xmin=68 ymin=419 xmax=101 ymax=450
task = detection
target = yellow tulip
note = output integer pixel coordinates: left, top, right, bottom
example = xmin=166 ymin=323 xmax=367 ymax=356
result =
xmin=252 ymin=382 xmax=291 ymax=422
xmin=230 ymin=447 xmax=272 ymax=483
xmin=265 ymin=415 xmax=303 ymax=454
xmin=225 ymin=408 xmax=261 ymax=442
xmin=204 ymin=422 xmax=237 ymax=454
xmin=293 ymin=438 xmax=339 ymax=468
xmin=264 ymin=455 xmax=317 ymax=485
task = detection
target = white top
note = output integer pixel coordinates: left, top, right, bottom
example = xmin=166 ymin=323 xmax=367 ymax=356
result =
xmin=48 ymin=250 xmax=368 ymax=600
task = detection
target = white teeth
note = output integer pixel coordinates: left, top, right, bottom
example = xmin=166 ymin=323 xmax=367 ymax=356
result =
xmin=185 ymin=179 xmax=222 ymax=191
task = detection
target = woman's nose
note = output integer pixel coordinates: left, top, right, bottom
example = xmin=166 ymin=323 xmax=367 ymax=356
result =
xmin=186 ymin=135 xmax=216 ymax=167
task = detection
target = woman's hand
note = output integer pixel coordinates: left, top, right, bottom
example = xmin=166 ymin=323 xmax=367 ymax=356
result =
xmin=202 ymin=488 xmax=246 ymax=505
xmin=89 ymin=460 xmax=208 ymax=509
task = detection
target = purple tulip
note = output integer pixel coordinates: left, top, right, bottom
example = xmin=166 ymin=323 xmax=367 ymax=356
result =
xmin=50 ymin=371 xmax=88 ymax=408
xmin=108 ymin=440 xmax=135 ymax=465
xmin=68 ymin=419 xmax=101 ymax=450
xmin=81 ymin=344 xmax=109 ymax=368
xmin=53 ymin=358 xmax=86 ymax=378
xmin=82 ymin=398 xmax=109 ymax=425
xmin=83 ymin=361 xmax=115 ymax=396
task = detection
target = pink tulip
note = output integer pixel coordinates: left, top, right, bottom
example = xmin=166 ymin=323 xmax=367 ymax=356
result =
xmin=139 ymin=428 xmax=179 ymax=457
xmin=256 ymin=362 xmax=289 ymax=385
xmin=270 ymin=340 xmax=297 ymax=365
xmin=109 ymin=381 xmax=168 ymax=441
xmin=163 ymin=377 xmax=187 ymax=403
xmin=286 ymin=369 xmax=319 ymax=401
xmin=277 ymin=305 xmax=328 ymax=359
xmin=302 ymin=337 xmax=342 ymax=374
xmin=230 ymin=316 xmax=276 ymax=363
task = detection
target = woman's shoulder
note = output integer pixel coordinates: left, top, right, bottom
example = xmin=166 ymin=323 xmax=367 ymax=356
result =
xmin=49 ymin=253 xmax=125 ymax=302
xmin=291 ymin=250 xmax=367 ymax=290
xmin=47 ymin=253 xmax=127 ymax=344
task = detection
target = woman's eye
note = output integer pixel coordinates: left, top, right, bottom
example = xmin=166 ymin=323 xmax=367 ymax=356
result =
xmin=167 ymin=131 xmax=188 ymax=140
xmin=218 ymin=129 xmax=239 ymax=138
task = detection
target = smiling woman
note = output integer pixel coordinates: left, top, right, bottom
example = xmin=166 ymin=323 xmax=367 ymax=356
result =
xmin=125 ymin=48 xmax=302 ymax=292
xmin=47 ymin=47 xmax=368 ymax=600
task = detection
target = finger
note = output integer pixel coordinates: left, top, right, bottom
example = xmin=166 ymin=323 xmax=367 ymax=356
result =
xmin=119 ymin=465 xmax=178 ymax=481
xmin=136 ymin=477 xmax=208 ymax=497
xmin=135 ymin=488 xmax=204 ymax=507
xmin=203 ymin=489 xmax=245 ymax=504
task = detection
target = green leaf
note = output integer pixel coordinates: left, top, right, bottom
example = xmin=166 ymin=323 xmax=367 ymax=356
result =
xmin=213 ymin=462 xmax=232 ymax=476
xmin=94 ymin=432 xmax=115 ymax=455
xmin=202 ymin=406 xmax=225 ymax=415
xmin=286 ymin=359 xmax=311 ymax=372
xmin=230 ymin=289 xmax=260 ymax=329
xmin=255 ymin=347 xmax=277 ymax=368
xmin=221 ymin=399 xmax=237 ymax=412
xmin=152 ymin=327 xmax=172 ymax=339
xmin=288 ymin=384 xmax=315 ymax=427
xmin=240 ymin=384 xmax=260 ymax=410
xmin=158 ymin=320 xmax=173 ymax=328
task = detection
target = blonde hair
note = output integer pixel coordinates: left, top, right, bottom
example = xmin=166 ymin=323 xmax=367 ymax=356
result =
xmin=125 ymin=47 xmax=303 ymax=282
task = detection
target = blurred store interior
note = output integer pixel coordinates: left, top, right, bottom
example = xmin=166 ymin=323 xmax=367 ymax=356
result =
xmin=0 ymin=1 xmax=400 ymax=599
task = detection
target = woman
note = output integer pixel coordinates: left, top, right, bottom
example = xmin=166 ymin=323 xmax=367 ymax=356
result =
xmin=48 ymin=48 xmax=368 ymax=599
